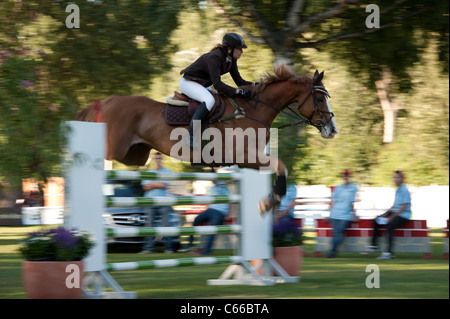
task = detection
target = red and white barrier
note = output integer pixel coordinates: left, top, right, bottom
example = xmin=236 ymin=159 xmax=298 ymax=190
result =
xmin=314 ymin=218 xmax=431 ymax=259
xmin=443 ymin=220 xmax=449 ymax=260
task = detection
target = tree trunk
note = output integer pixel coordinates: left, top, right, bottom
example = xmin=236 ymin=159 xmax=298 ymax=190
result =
xmin=273 ymin=50 xmax=295 ymax=71
xmin=382 ymin=108 xmax=398 ymax=144
xmin=0 ymin=186 xmax=22 ymax=208
xmin=375 ymin=71 xmax=400 ymax=144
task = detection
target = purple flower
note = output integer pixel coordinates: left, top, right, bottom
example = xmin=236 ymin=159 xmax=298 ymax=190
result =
xmin=20 ymin=227 xmax=94 ymax=261
xmin=273 ymin=219 xmax=299 ymax=236
xmin=51 ymin=227 xmax=78 ymax=249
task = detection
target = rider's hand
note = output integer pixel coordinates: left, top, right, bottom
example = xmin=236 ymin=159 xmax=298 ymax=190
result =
xmin=236 ymin=89 xmax=252 ymax=99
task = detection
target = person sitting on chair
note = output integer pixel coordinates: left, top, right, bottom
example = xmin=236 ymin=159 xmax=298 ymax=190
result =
xmin=364 ymin=170 xmax=412 ymax=259
xmin=185 ymin=179 xmax=231 ymax=255
xmin=179 ymin=32 xmax=256 ymax=147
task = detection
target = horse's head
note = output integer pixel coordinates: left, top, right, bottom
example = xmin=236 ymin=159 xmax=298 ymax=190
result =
xmin=297 ymin=70 xmax=338 ymax=139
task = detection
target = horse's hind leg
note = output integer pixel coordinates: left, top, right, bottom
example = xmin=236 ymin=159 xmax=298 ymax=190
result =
xmin=258 ymin=157 xmax=288 ymax=215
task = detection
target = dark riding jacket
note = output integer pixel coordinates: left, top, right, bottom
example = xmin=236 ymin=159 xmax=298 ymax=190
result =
xmin=180 ymin=47 xmax=252 ymax=97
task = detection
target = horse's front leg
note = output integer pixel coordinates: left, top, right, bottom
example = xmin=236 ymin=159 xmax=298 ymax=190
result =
xmin=257 ymin=156 xmax=288 ymax=215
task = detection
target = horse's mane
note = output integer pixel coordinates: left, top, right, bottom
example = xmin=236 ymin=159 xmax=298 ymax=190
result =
xmin=258 ymin=64 xmax=311 ymax=92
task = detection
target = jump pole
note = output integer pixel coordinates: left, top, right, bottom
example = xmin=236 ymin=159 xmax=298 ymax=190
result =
xmin=64 ymin=121 xmax=298 ymax=299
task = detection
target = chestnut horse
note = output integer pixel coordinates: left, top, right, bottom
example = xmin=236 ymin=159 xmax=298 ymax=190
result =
xmin=74 ymin=64 xmax=338 ymax=212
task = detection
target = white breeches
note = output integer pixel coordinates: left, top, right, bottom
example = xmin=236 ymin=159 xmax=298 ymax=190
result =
xmin=179 ymin=77 xmax=215 ymax=111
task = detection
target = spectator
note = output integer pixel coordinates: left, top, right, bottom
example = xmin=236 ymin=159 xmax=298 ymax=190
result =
xmin=274 ymin=183 xmax=297 ymax=222
xmin=365 ymin=170 xmax=412 ymax=259
xmin=185 ymin=179 xmax=231 ymax=255
xmin=138 ymin=152 xmax=176 ymax=254
xmin=326 ymin=169 xmax=359 ymax=258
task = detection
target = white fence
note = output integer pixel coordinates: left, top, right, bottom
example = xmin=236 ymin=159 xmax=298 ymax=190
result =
xmin=293 ymin=185 xmax=449 ymax=228
xmin=21 ymin=206 xmax=64 ymax=225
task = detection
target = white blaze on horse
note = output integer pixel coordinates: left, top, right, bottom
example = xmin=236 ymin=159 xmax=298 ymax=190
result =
xmin=75 ymin=64 xmax=338 ymax=213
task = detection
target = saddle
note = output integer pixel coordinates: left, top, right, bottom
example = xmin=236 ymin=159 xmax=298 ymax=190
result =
xmin=164 ymin=92 xmax=226 ymax=126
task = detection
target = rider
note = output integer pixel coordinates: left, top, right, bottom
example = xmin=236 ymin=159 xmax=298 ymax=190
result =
xmin=180 ymin=32 xmax=256 ymax=147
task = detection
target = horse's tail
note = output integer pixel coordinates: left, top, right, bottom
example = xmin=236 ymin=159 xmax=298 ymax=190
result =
xmin=74 ymin=100 xmax=103 ymax=122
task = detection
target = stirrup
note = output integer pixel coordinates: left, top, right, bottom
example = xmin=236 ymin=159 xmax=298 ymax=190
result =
xmin=258 ymin=192 xmax=281 ymax=216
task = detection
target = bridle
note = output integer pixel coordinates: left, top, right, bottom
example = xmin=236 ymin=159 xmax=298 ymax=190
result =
xmin=238 ymin=84 xmax=334 ymax=131
xmin=296 ymin=85 xmax=334 ymax=130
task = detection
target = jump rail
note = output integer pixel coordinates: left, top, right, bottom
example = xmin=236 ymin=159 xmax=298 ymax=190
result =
xmin=107 ymin=170 xmax=242 ymax=181
xmin=107 ymin=256 xmax=243 ymax=272
xmin=106 ymin=195 xmax=241 ymax=207
xmin=106 ymin=225 xmax=242 ymax=237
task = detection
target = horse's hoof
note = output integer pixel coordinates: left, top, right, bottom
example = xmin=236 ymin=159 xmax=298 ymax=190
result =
xmin=258 ymin=193 xmax=281 ymax=215
xmin=258 ymin=199 xmax=269 ymax=215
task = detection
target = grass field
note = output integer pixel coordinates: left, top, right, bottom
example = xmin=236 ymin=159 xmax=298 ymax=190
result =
xmin=1 ymin=226 xmax=448 ymax=299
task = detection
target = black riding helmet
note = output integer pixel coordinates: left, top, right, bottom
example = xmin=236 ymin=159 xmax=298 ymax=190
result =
xmin=222 ymin=33 xmax=247 ymax=49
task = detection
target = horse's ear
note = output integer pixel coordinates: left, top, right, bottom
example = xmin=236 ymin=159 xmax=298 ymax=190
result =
xmin=313 ymin=71 xmax=324 ymax=85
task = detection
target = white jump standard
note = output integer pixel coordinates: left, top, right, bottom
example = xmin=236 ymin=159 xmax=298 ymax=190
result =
xmin=64 ymin=121 xmax=298 ymax=299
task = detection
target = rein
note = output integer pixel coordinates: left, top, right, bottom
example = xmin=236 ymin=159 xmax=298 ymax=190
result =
xmin=240 ymin=85 xmax=333 ymax=131
xmin=218 ymin=84 xmax=334 ymax=135
xmin=220 ymin=96 xmax=272 ymax=131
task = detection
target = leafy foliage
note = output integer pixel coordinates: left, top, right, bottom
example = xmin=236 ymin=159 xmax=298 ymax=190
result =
xmin=0 ymin=1 xmax=186 ymax=190
xmin=18 ymin=227 xmax=95 ymax=261
xmin=0 ymin=1 xmax=448 ymax=193
xmin=0 ymin=53 xmax=77 ymax=188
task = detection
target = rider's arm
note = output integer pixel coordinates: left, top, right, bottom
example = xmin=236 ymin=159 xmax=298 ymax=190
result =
xmin=207 ymin=52 xmax=238 ymax=97
xmin=229 ymin=59 xmax=253 ymax=88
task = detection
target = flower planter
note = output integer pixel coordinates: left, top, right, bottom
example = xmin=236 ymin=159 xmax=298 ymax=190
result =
xmin=23 ymin=261 xmax=84 ymax=299
xmin=273 ymin=246 xmax=303 ymax=277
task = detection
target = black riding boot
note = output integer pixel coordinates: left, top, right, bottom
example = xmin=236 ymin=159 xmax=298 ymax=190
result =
xmin=187 ymin=102 xmax=209 ymax=148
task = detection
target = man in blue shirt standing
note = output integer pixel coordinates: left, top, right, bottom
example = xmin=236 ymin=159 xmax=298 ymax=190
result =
xmin=327 ymin=169 xmax=359 ymax=258
xmin=367 ymin=170 xmax=412 ymax=259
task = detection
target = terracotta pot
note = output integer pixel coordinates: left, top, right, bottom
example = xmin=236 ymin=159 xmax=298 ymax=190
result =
xmin=23 ymin=261 xmax=84 ymax=299
xmin=273 ymin=246 xmax=303 ymax=277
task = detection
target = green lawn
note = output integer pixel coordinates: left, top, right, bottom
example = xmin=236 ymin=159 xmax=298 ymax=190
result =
xmin=1 ymin=226 xmax=448 ymax=299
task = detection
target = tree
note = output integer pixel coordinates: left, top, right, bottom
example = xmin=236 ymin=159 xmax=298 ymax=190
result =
xmin=209 ymin=0 xmax=448 ymax=143
xmin=0 ymin=53 xmax=77 ymax=192
xmin=369 ymin=41 xmax=449 ymax=185
xmin=0 ymin=1 xmax=187 ymax=197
